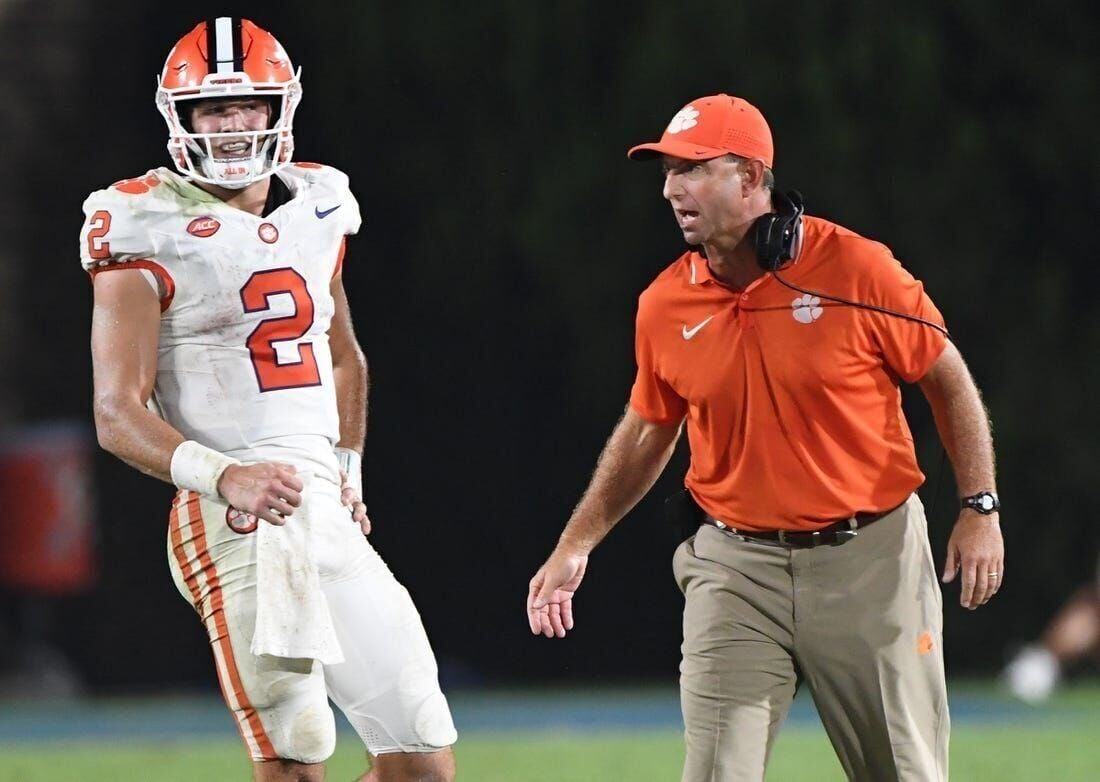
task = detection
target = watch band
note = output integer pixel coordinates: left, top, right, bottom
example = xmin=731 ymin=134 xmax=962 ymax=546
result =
xmin=960 ymin=491 xmax=999 ymax=514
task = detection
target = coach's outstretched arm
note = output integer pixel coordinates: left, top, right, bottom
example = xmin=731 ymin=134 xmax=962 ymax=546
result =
xmin=918 ymin=340 xmax=1004 ymax=611
xmin=527 ymin=407 xmax=682 ymax=638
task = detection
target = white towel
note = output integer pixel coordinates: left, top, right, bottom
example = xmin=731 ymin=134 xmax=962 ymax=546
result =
xmin=250 ymin=474 xmax=344 ymax=665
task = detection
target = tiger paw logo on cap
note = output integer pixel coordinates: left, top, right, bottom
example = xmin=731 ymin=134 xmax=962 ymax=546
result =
xmin=666 ymin=106 xmax=700 ymax=134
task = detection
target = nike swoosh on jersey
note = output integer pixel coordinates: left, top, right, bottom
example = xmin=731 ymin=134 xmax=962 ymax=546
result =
xmin=315 ymin=204 xmax=341 ymax=219
xmin=682 ymin=315 xmax=716 ymax=340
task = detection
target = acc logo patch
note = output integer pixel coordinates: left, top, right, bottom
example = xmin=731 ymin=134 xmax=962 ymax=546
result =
xmin=187 ymin=216 xmax=221 ymax=238
xmin=225 ymin=507 xmax=259 ymax=535
xmin=258 ymin=222 xmax=279 ymax=244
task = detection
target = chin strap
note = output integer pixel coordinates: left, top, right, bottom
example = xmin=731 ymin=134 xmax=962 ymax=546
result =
xmin=194 ymin=136 xmax=277 ymax=189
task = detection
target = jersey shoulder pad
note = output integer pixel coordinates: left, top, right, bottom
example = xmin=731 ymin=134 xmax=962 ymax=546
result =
xmin=285 ymin=162 xmax=362 ymax=236
xmin=288 ymin=161 xmax=348 ymax=186
xmin=79 ymin=170 xmax=170 ymax=271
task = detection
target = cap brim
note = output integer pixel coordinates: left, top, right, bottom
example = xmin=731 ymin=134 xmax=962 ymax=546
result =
xmin=627 ymin=140 xmax=729 ymax=161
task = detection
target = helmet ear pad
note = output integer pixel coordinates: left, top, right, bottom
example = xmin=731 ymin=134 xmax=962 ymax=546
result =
xmin=751 ymin=190 xmax=804 ymax=271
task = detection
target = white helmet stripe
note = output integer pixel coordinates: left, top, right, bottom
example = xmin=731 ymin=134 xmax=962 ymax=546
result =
xmin=212 ymin=17 xmax=240 ymax=74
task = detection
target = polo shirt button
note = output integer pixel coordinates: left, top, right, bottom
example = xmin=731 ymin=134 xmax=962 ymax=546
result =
xmin=741 ymin=294 xmax=749 ymax=301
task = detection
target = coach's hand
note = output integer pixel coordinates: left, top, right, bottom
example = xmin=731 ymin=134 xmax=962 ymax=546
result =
xmin=339 ymin=469 xmax=371 ymax=535
xmin=942 ymin=510 xmax=1004 ymax=610
xmin=527 ymin=546 xmax=588 ymax=638
xmin=217 ymin=462 xmax=303 ymax=526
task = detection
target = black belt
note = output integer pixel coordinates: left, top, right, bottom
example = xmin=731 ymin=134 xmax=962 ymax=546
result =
xmin=701 ymin=504 xmax=900 ymax=549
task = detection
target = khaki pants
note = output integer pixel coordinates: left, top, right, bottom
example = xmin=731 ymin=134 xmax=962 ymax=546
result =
xmin=672 ymin=494 xmax=949 ymax=782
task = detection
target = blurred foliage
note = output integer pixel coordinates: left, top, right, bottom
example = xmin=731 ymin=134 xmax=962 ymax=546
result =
xmin=1 ymin=0 xmax=1095 ymax=685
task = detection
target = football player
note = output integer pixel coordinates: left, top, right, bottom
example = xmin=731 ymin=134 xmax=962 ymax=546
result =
xmin=80 ymin=18 xmax=456 ymax=782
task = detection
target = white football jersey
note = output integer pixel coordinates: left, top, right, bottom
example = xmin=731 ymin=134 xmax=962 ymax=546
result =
xmin=79 ymin=164 xmax=362 ymax=482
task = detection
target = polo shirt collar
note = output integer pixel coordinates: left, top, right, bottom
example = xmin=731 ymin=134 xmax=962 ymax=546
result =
xmin=688 ymin=251 xmax=774 ymax=295
xmin=688 ymin=252 xmax=716 ymax=285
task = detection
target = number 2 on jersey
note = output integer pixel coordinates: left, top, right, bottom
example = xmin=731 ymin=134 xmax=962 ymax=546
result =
xmin=240 ymin=268 xmax=322 ymax=392
xmin=86 ymin=210 xmax=112 ymax=260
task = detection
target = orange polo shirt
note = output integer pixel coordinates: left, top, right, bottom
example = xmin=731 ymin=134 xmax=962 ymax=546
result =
xmin=629 ymin=216 xmax=947 ymax=531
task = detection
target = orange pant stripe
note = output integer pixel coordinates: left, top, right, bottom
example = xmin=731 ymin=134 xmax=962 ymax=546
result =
xmin=170 ymin=491 xmax=276 ymax=759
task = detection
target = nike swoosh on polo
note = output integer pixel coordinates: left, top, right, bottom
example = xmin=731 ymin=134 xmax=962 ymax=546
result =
xmin=682 ymin=315 xmax=716 ymax=340
xmin=315 ymin=204 xmax=341 ymax=219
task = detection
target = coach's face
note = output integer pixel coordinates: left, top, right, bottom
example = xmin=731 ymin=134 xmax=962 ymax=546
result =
xmin=661 ymin=154 xmax=750 ymax=246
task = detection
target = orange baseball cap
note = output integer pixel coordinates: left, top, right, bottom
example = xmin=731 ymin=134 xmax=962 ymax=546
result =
xmin=627 ymin=94 xmax=774 ymax=168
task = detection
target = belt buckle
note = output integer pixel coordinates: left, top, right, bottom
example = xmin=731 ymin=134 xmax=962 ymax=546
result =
xmin=833 ymin=529 xmax=858 ymax=545
xmin=777 ymin=530 xmax=820 ymax=548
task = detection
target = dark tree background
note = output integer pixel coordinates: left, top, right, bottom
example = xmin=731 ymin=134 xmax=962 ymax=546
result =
xmin=0 ymin=0 xmax=1096 ymax=691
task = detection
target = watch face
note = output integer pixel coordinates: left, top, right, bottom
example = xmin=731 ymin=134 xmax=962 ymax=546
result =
xmin=978 ymin=495 xmax=995 ymax=511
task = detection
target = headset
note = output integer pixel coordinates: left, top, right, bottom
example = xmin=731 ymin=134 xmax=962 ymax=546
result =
xmin=752 ymin=189 xmax=805 ymax=272
xmin=750 ymin=190 xmax=950 ymax=339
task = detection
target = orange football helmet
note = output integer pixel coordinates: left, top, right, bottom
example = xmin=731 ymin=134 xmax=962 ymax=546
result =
xmin=155 ymin=17 xmax=302 ymax=188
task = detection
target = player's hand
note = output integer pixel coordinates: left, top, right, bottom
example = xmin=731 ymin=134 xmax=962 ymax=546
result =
xmin=527 ymin=546 xmax=589 ymax=638
xmin=217 ymin=462 xmax=303 ymax=526
xmin=339 ymin=469 xmax=371 ymax=535
xmin=942 ymin=510 xmax=1004 ymax=610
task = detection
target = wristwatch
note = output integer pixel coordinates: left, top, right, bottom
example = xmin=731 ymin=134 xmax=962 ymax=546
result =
xmin=960 ymin=491 xmax=1000 ymax=514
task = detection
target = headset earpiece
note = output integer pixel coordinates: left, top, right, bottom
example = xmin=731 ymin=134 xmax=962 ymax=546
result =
xmin=752 ymin=190 xmax=804 ymax=271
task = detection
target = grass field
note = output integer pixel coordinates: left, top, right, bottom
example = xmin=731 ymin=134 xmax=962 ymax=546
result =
xmin=1 ymin=682 xmax=1097 ymax=781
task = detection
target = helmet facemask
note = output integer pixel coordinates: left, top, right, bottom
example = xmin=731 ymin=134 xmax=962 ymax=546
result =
xmin=156 ymin=75 xmax=301 ymax=190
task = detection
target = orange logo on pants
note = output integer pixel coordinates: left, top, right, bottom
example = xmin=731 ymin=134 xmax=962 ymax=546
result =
xmin=917 ymin=631 xmax=935 ymax=656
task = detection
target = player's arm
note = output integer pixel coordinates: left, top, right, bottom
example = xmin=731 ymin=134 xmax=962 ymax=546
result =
xmin=527 ymin=406 xmax=683 ymax=638
xmin=91 ymin=269 xmax=186 ymax=480
xmin=917 ymin=341 xmax=1003 ymax=609
xmin=90 ymin=269 xmax=302 ymax=525
xmin=329 ymin=273 xmax=370 ymax=532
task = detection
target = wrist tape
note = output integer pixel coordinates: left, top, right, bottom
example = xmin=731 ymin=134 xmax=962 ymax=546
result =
xmin=170 ymin=440 xmax=240 ymax=497
xmin=334 ymin=447 xmax=363 ymax=498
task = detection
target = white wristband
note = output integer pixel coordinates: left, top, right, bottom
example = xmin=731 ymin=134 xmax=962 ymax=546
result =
xmin=334 ymin=447 xmax=363 ymax=498
xmin=170 ymin=440 xmax=240 ymax=497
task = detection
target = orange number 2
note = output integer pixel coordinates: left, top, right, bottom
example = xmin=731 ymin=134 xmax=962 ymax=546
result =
xmin=240 ymin=268 xmax=322 ymax=392
xmin=86 ymin=210 xmax=112 ymax=260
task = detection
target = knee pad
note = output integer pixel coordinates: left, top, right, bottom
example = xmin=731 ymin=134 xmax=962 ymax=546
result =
xmin=413 ymin=690 xmax=458 ymax=748
xmin=288 ymin=702 xmax=337 ymax=763
xmin=400 ymin=663 xmax=457 ymax=748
